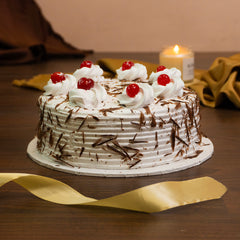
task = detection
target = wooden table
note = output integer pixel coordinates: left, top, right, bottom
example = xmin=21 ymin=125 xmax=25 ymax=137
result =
xmin=0 ymin=52 xmax=239 ymax=240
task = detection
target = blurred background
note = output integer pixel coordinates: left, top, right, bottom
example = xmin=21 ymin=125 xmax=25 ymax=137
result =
xmin=35 ymin=0 xmax=240 ymax=52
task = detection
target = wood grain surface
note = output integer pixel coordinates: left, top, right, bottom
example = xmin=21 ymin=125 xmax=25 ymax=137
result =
xmin=0 ymin=52 xmax=239 ymax=240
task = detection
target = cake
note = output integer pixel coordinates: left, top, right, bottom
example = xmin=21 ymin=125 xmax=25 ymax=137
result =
xmin=27 ymin=60 xmax=213 ymax=177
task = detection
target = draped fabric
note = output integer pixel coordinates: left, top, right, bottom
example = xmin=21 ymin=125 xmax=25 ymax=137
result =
xmin=0 ymin=0 xmax=92 ymax=64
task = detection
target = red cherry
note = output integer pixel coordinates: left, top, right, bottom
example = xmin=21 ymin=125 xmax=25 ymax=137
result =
xmin=77 ymin=78 xmax=94 ymax=90
xmin=126 ymin=84 xmax=140 ymax=98
xmin=122 ymin=61 xmax=134 ymax=71
xmin=80 ymin=60 xmax=92 ymax=69
xmin=51 ymin=72 xmax=66 ymax=84
xmin=156 ymin=65 xmax=166 ymax=72
xmin=157 ymin=74 xmax=171 ymax=86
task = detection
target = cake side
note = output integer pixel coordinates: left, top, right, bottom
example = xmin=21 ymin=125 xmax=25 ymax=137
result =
xmin=36 ymin=87 xmax=203 ymax=170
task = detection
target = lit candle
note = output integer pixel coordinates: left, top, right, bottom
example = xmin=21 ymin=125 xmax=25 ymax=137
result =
xmin=159 ymin=45 xmax=194 ymax=82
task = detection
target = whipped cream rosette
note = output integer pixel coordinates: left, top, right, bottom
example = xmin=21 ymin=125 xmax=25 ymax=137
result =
xmin=116 ymin=61 xmax=148 ymax=82
xmin=44 ymin=72 xmax=77 ymax=96
xmin=69 ymin=77 xmax=107 ymax=109
xmin=117 ymin=83 xmax=154 ymax=109
xmin=150 ymin=68 xmax=184 ymax=99
xmin=73 ymin=60 xmax=104 ymax=82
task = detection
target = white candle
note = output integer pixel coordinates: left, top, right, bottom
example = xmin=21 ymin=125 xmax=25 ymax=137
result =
xmin=159 ymin=45 xmax=194 ymax=82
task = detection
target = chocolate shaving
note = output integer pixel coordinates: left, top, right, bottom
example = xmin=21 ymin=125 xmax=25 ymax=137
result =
xmin=164 ymin=152 xmax=172 ymax=157
xmin=87 ymin=125 xmax=96 ymax=129
xmin=176 ymin=149 xmax=184 ymax=157
xmin=79 ymin=147 xmax=85 ymax=157
xmin=139 ymin=112 xmax=146 ymax=129
xmin=150 ymin=114 xmax=157 ymax=127
xmin=49 ymin=130 xmax=54 ymax=146
xmin=51 ymin=154 xmax=74 ymax=167
xmin=155 ymin=131 xmax=158 ymax=149
xmin=129 ymin=159 xmax=141 ymax=169
xmin=123 ymin=146 xmax=140 ymax=152
xmin=42 ymin=101 xmax=47 ymax=114
xmin=144 ymin=106 xmax=151 ymax=115
xmin=56 ymin=116 xmax=62 ymax=127
xmin=185 ymin=103 xmax=194 ymax=127
xmin=175 ymin=102 xmax=181 ymax=109
xmin=169 ymin=118 xmax=180 ymax=129
xmin=129 ymin=134 xmax=148 ymax=144
xmin=65 ymin=109 xmax=73 ymax=123
xmin=99 ymin=107 xmax=121 ymax=116
xmin=55 ymin=133 xmax=63 ymax=150
xmin=91 ymin=115 xmax=100 ymax=121
xmin=47 ymin=111 xmax=53 ymax=124
xmin=120 ymin=118 xmax=124 ymax=131
xmin=47 ymin=96 xmax=54 ymax=102
xmin=184 ymin=118 xmax=190 ymax=142
xmin=82 ymin=132 xmax=85 ymax=144
xmin=175 ymin=136 xmax=189 ymax=146
xmin=129 ymin=140 xmax=148 ymax=144
xmin=96 ymin=153 xmax=99 ymax=161
xmin=112 ymin=140 xmax=131 ymax=160
xmin=92 ymin=135 xmax=117 ymax=147
xmin=55 ymin=98 xmax=67 ymax=110
xmin=129 ymin=133 xmax=137 ymax=144
xmin=170 ymin=127 xmax=176 ymax=151
xmin=106 ymin=144 xmax=126 ymax=158
xmin=77 ymin=116 xmax=87 ymax=131
xmin=74 ymin=117 xmax=85 ymax=121
xmin=185 ymin=150 xmax=203 ymax=159
xmin=58 ymin=143 xmax=66 ymax=154
xmin=131 ymin=121 xmax=140 ymax=127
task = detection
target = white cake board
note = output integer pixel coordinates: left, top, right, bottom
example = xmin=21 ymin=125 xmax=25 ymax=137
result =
xmin=27 ymin=137 xmax=213 ymax=177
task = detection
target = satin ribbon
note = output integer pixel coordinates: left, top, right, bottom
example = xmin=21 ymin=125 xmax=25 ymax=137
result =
xmin=0 ymin=173 xmax=227 ymax=213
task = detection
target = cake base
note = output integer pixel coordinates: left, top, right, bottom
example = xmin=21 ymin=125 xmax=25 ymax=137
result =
xmin=27 ymin=137 xmax=213 ymax=177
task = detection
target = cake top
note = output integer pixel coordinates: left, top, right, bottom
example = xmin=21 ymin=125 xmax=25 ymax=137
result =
xmin=43 ymin=60 xmax=185 ymax=110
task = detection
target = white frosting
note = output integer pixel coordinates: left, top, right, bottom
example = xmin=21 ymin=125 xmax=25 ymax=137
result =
xmin=116 ymin=63 xmax=148 ymax=81
xmin=69 ymin=82 xmax=107 ymax=109
xmin=73 ymin=64 xmax=104 ymax=81
xmin=150 ymin=68 xmax=184 ymax=99
xmin=43 ymin=74 xmax=77 ymax=96
xmin=117 ymin=83 xmax=154 ymax=109
xmin=37 ymin=88 xmax=202 ymax=171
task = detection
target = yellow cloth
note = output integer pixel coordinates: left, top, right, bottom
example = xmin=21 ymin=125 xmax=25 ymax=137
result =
xmin=192 ymin=54 xmax=240 ymax=108
xmin=0 ymin=173 xmax=227 ymax=213
xmin=12 ymin=55 xmax=240 ymax=108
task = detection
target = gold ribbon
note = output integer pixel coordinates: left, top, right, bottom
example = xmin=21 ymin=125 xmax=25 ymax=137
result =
xmin=0 ymin=173 xmax=227 ymax=213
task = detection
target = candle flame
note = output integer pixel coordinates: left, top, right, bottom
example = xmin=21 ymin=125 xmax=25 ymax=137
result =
xmin=173 ymin=45 xmax=180 ymax=54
